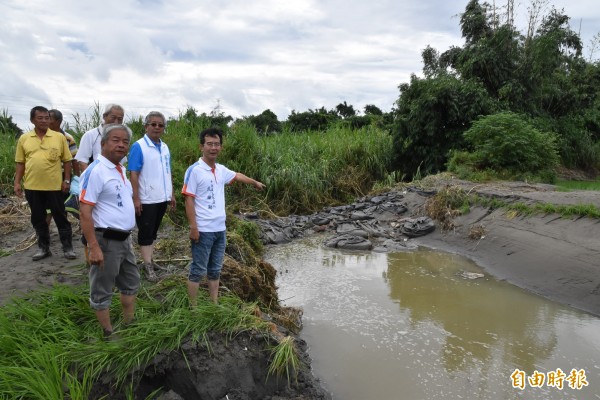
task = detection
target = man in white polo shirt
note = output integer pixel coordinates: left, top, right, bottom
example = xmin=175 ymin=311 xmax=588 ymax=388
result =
xmin=182 ymin=127 xmax=265 ymax=305
xmin=128 ymin=111 xmax=176 ymax=282
xmin=80 ymin=124 xmax=138 ymax=339
xmin=76 ymin=104 xmax=126 ymax=172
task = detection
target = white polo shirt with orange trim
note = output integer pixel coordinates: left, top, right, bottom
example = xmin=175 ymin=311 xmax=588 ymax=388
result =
xmin=181 ymin=158 xmax=236 ymax=232
xmin=79 ymin=155 xmax=135 ymax=231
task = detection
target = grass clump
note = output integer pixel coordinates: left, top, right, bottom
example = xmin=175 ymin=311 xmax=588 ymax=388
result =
xmin=424 ymin=186 xmax=471 ymax=231
xmin=0 ymin=277 xmax=286 ymax=399
xmin=423 ymin=183 xmax=600 ymax=232
xmin=0 ymin=134 xmax=17 ymax=196
xmin=268 ymin=335 xmax=302 ymax=387
xmin=473 ymin=196 xmax=600 ymax=219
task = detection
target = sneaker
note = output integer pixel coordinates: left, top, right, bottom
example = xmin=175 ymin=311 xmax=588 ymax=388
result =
xmin=32 ymin=249 xmax=52 ymax=261
xmin=143 ymin=263 xmax=158 ymax=282
xmin=64 ymin=250 xmax=77 ymax=260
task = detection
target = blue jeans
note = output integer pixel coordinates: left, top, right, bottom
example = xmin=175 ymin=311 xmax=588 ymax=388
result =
xmin=189 ymin=231 xmax=226 ymax=282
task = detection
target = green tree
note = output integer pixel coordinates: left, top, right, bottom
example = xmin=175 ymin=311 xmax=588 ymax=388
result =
xmin=243 ymin=109 xmax=281 ymax=135
xmin=335 ymin=101 xmax=356 ymax=119
xmin=523 ymin=9 xmax=583 ymax=116
xmin=460 ymin=0 xmax=493 ymax=45
xmin=169 ymin=106 xmax=233 ymax=138
xmin=395 ymin=0 xmax=600 ymax=175
xmin=364 ymin=104 xmax=383 ymax=116
xmin=285 ymin=108 xmax=339 ymax=132
xmin=391 ymin=74 xmax=495 ymax=176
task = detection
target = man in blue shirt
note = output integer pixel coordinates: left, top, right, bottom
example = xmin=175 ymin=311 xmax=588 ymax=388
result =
xmin=127 ymin=111 xmax=175 ymax=282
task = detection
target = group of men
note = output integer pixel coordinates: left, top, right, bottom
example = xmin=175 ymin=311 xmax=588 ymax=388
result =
xmin=14 ymin=104 xmax=265 ymax=338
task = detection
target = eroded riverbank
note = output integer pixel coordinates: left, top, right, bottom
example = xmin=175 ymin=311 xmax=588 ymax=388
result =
xmin=252 ymin=178 xmax=600 ymax=317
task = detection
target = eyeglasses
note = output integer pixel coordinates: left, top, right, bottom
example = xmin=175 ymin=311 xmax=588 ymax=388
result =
xmin=204 ymin=142 xmax=221 ymax=148
xmin=148 ymin=122 xmax=165 ymax=128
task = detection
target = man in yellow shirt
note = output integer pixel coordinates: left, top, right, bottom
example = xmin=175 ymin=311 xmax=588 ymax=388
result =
xmin=14 ymin=106 xmax=76 ymax=260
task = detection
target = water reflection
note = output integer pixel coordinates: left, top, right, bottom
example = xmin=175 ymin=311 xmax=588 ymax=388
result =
xmin=266 ymin=236 xmax=600 ymax=399
xmin=385 ymin=251 xmax=558 ymax=375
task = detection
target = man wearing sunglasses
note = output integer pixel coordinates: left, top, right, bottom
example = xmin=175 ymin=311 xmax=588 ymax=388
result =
xmin=127 ymin=111 xmax=175 ymax=282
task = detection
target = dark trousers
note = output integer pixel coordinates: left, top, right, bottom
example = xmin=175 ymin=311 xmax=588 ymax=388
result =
xmin=135 ymin=201 xmax=169 ymax=246
xmin=25 ymin=189 xmax=73 ymax=251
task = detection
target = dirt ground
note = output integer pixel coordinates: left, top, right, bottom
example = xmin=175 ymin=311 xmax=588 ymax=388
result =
xmin=0 ymin=198 xmax=89 ymax=304
xmin=87 ymin=330 xmax=328 ymax=400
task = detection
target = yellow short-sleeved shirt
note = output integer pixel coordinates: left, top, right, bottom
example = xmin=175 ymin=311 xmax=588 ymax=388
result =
xmin=15 ymin=129 xmax=73 ymax=190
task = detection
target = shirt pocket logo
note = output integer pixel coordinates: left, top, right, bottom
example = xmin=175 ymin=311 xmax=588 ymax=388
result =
xmin=47 ymin=147 xmax=60 ymax=161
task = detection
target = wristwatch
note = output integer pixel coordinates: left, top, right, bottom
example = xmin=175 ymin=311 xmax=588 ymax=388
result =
xmin=64 ymin=179 xmax=71 ymax=184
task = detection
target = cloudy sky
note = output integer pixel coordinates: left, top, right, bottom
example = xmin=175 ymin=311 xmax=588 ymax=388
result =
xmin=1 ymin=0 xmax=598 ymax=130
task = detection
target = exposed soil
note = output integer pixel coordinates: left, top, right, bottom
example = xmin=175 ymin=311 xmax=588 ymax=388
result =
xmin=88 ymin=331 xmax=329 ymax=400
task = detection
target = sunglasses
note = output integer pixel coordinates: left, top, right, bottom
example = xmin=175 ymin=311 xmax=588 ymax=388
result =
xmin=148 ymin=122 xmax=165 ymax=128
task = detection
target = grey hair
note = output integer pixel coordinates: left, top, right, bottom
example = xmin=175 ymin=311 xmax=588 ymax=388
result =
xmin=144 ymin=111 xmax=166 ymax=125
xmin=103 ymin=104 xmax=124 ymax=117
xmin=101 ymin=124 xmax=133 ymax=144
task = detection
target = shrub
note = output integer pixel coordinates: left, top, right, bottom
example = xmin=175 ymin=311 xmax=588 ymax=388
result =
xmin=461 ymin=112 xmax=559 ymax=175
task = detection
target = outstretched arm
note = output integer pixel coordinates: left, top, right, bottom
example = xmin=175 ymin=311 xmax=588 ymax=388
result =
xmin=235 ymin=173 xmax=265 ymax=191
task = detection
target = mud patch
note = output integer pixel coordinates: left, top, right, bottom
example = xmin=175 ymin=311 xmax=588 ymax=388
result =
xmin=88 ymin=331 xmax=330 ymax=400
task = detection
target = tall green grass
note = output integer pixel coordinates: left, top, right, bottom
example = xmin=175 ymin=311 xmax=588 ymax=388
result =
xmin=69 ymin=101 xmax=102 ymax=139
xmin=0 ymin=277 xmax=275 ymax=399
xmin=0 ymin=134 xmax=17 ymax=195
xmin=219 ymin=122 xmax=393 ymax=214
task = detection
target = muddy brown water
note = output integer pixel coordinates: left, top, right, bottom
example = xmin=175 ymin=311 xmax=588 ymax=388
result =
xmin=265 ymin=235 xmax=600 ymax=400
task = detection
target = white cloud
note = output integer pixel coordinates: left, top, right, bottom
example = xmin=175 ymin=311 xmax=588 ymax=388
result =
xmin=0 ymin=0 xmax=598 ymax=130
